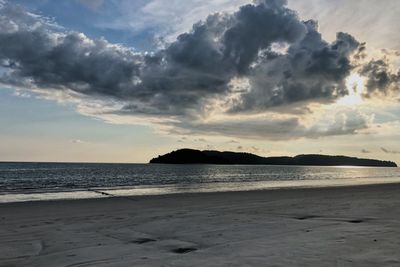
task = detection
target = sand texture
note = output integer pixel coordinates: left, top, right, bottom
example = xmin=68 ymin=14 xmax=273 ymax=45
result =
xmin=1 ymin=183 xmax=400 ymax=266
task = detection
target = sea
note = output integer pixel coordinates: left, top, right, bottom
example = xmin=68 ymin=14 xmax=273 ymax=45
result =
xmin=0 ymin=162 xmax=399 ymax=203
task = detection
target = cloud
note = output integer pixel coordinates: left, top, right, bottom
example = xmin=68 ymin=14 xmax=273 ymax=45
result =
xmin=359 ymin=59 xmax=400 ymax=95
xmin=70 ymin=139 xmax=89 ymax=144
xmin=288 ymin=0 xmax=400 ymax=52
xmin=0 ymin=1 xmax=362 ymax=114
xmin=381 ymin=147 xmax=400 ymax=154
xmin=168 ymin=108 xmax=370 ymax=140
xmin=0 ymin=1 xmax=395 ymax=141
xmin=229 ymin=24 xmax=360 ymax=113
xmin=93 ymin=0 xmax=248 ymax=42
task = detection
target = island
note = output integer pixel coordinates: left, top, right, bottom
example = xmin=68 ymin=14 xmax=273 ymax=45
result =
xmin=150 ymin=149 xmax=397 ymax=167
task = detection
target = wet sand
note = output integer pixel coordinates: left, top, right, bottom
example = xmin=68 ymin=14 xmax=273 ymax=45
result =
xmin=1 ymin=183 xmax=400 ymax=266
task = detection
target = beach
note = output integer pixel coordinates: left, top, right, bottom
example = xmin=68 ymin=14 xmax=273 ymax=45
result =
xmin=1 ymin=183 xmax=400 ymax=266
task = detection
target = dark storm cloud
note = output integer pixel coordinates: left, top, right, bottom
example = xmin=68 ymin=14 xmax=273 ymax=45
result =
xmin=0 ymin=3 xmax=144 ymax=99
xmin=229 ymin=23 xmax=360 ymax=112
xmin=0 ymin=0 xmax=363 ymax=118
xmin=359 ymin=59 xmax=400 ymax=95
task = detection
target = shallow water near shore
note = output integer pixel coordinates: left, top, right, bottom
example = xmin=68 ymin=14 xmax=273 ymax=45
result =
xmin=1 ymin=162 xmax=399 ymax=203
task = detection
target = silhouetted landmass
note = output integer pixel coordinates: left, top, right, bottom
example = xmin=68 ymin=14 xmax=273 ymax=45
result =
xmin=150 ymin=149 xmax=397 ymax=167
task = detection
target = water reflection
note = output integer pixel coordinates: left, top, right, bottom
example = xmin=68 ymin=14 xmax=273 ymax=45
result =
xmin=0 ymin=163 xmax=399 ymax=203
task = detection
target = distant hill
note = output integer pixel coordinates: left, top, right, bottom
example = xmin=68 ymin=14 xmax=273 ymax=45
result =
xmin=149 ymin=149 xmax=397 ymax=167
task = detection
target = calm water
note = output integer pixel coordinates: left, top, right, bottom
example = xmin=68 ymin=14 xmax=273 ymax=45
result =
xmin=0 ymin=162 xmax=399 ymax=202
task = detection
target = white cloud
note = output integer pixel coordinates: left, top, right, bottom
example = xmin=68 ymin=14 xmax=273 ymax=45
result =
xmin=95 ymin=0 xmax=248 ymax=43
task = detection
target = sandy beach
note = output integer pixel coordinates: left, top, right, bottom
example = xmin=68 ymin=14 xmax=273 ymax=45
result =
xmin=1 ymin=183 xmax=400 ymax=266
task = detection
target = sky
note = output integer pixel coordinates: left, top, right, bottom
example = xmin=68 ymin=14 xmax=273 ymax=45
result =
xmin=0 ymin=0 xmax=399 ymax=163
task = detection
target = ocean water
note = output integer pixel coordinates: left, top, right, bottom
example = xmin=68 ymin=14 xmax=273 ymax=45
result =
xmin=0 ymin=162 xmax=399 ymax=202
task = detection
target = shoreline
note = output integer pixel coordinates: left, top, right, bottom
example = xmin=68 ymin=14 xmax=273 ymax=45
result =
xmin=0 ymin=180 xmax=398 ymax=206
xmin=1 ymin=177 xmax=400 ymax=204
xmin=0 ymin=180 xmax=399 ymax=206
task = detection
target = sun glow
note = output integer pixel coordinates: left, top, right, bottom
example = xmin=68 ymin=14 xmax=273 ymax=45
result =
xmin=336 ymin=73 xmax=365 ymax=106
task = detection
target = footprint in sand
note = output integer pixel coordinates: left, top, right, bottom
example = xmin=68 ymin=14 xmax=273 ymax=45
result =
xmin=171 ymin=247 xmax=197 ymax=254
xmin=295 ymin=215 xmax=318 ymax=220
xmin=347 ymin=219 xmax=364 ymax=223
xmin=131 ymin=238 xmax=157 ymax=244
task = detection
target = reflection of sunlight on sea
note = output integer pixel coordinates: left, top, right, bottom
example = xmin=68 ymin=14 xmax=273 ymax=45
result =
xmin=101 ymin=177 xmax=400 ymax=196
xmin=330 ymin=165 xmax=369 ymax=168
xmin=1 ymin=163 xmax=399 ymax=203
